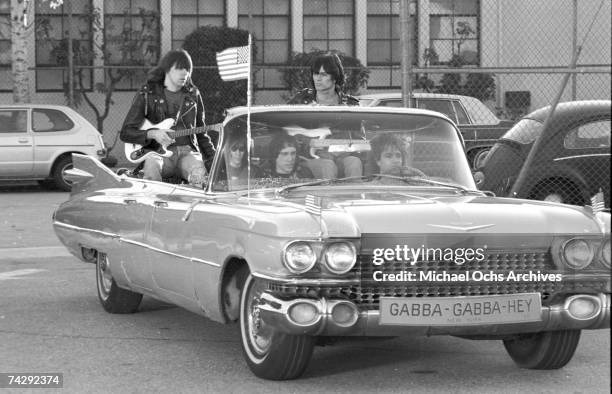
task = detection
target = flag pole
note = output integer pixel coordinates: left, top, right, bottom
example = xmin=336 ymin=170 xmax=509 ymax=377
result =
xmin=246 ymin=34 xmax=252 ymax=199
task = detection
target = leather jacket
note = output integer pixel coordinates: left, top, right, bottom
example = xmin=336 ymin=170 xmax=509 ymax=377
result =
xmin=287 ymin=88 xmax=359 ymax=106
xmin=120 ymin=76 xmax=216 ymax=165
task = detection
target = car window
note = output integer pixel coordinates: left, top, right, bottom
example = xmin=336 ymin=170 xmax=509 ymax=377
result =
xmin=460 ymin=96 xmax=500 ymax=125
xmin=502 ymin=118 xmax=543 ymax=144
xmin=359 ymin=98 xmax=374 ymax=106
xmin=416 ymin=99 xmax=457 ymax=123
xmin=378 ymin=99 xmax=403 ymax=108
xmin=452 ymin=101 xmax=470 ymax=124
xmin=0 ymin=110 xmax=28 ymax=133
xmin=32 ymin=109 xmax=74 ymax=132
xmin=564 ymin=120 xmax=611 ymax=149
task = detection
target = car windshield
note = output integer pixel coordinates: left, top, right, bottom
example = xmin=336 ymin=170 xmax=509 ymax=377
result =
xmin=211 ymin=110 xmax=476 ymax=192
xmin=501 ymin=118 xmax=543 ymax=144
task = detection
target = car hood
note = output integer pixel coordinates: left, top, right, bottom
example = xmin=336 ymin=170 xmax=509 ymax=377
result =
xmin=239 ymin=191 xmax=603 ymax=238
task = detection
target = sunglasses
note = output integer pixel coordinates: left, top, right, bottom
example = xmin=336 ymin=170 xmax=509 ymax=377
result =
xmin=230 ymin=144 xmax=246 ymax=152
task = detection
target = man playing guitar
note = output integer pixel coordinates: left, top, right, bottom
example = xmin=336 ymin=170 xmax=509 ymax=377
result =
xmin=120 ymin=49 xmax=216 ymax=183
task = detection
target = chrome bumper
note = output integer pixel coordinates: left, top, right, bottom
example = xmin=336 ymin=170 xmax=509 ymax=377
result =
xmin=257 ymin=293 xmax=611 ymax=337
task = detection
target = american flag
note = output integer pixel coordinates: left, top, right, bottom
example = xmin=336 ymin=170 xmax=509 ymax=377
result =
xmin=591 ymin=190 xmax=605 ymax=213
xmin=305 ymin=194 xmax=322 ymax=216
xmin=216 ymin=45 xmax=250 ymax=81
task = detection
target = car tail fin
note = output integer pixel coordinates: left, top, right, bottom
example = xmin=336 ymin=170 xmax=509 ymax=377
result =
xmin=67 ymin=153 xmax=124 ymax=195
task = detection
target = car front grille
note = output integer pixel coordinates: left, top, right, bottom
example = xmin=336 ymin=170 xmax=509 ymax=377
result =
xmin=266 ymin=247 xmax=608 ymax=309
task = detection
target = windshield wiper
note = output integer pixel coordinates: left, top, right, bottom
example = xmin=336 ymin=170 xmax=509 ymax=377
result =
xmin=274 ymin=176 xmax=370 ymax=196
xmin=368 ymin=174 xmax=485 ymax=195
xmin=274 ymin=175 xmax=485 ymax=197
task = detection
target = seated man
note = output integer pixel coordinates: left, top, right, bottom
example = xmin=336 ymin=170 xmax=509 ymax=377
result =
xmin=367 ymin=133 xmax=426 ymax=178
xmin=262 ymin=132 xmax=313 ymax=179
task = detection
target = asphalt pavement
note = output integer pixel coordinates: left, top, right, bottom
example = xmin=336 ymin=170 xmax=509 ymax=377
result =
xmin=0 ymin=184 xmax=610 ymax=393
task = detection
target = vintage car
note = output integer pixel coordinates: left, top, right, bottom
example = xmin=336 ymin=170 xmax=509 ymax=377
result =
xmin=0 ymin=104 xmax=107 ymax=191
xmin=474 ymin=100 xmax=611 ymax=207
xmin=358 ymin=92 xmax=515 ymax=168
xmin=53 ymin=105 xmax=610 ymax=380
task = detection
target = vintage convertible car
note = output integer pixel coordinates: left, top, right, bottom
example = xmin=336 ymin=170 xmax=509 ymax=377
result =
xmin=52 ymin=105 xmax=610 ymax=380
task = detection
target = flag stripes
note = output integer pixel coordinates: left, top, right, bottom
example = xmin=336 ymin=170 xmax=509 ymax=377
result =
xmin=216 ymin=45 xmax=250 ymax=81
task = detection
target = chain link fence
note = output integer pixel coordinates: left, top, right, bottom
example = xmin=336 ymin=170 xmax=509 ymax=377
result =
xmin=21 ymin=0 xmax=609 ymax=203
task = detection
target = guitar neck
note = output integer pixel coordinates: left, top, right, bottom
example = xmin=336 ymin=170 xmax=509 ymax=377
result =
xmin=171 ymin=126 xmax=209 ymax=138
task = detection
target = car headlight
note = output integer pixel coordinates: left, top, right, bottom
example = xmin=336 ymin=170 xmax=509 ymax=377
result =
xmin=323 ymin=242 xmax=357 ymax=274
xmin=601 ymin=239 xmax=611 ymax=268
xmin=562 ymin=238 xmax=595 ymax=269
xmin=282 ymin=241 xmax=316 ymax=274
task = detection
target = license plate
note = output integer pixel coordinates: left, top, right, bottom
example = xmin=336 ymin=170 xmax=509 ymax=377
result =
xmin=379 ymin=293 xmax=542 ymax=326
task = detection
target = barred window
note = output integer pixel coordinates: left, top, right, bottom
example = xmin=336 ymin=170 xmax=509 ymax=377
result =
xmin=238 ymin=0 xmax=289 ymax=89
xmin=34 ymin=0 xmax=94 ymax=91
xmin=303 ymin=0 xmax=354 ymax=56
xmin=171 ymin=0 xmax=225 ymax=50
xmin=104 ymin=0 xmax=160 ymax=90
xmin=0 ymin=0 xmax=10 ymax=91
xmin=366 ymin=0 xmax=416 ymax=88
xmin=429 ymin=0 xmax=479 ymax=65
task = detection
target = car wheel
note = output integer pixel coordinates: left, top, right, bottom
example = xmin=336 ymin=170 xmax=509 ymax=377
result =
xmin=239 ymin=274 xmax=315 ymax=380
xmin=52 ymin=156 xmax=73 ymax=192
xmin=503 ymin=330 xmax=581 ymax=369
xmin=96 ymin=252 xmax=142 ymax=314
xmin=532 ymin=181 xmax=584 ymax=205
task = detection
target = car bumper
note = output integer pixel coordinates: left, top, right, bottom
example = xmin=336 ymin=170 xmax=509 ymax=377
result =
xmin=257 ymin=292 xmax=610 ymax=337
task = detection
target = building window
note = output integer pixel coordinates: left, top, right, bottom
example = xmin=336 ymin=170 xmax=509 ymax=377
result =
xmin=429 ymin=0 xmax=479 ymax=65
xmin=0 ymin=0 xmax=10 ymax=91
xmin=171 ymin=0 xmax=225 ymax=50
xmin=34 ymin=0 xmax=94 ymax=91
xmin=238 ymin=0 xmax=290 ymax=89
xmin=366 ymin=0 xmax=417 ymax=88
xmin=104 ymin=0 xmax=160 ymax=90
xmin=303 ymin=0 xmax=354 ymax=56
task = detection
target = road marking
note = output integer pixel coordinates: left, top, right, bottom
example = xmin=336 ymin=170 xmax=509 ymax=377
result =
xmin=0 ymin=268 xmax=47 ymax=280
xmin=0 ymin=246 xmax=71 ymax=260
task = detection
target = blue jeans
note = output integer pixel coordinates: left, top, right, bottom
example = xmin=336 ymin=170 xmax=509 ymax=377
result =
xmin=143 ymin=145 xmax=204 ymax=182
xmin=304 ymin=155 xmax=363 ymax=179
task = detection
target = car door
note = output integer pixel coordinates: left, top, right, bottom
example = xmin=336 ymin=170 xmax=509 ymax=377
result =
xmin=0 ymin=109 xmax=34 ymax=177
xmin=147 ymin=187 xmax=205 ymax=311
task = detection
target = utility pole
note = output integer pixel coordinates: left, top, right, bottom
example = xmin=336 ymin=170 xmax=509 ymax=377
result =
xmin=399 ymin=0 xmax=415 ymax=107
xmin=66 ymin=1 xmax=74 ymax=107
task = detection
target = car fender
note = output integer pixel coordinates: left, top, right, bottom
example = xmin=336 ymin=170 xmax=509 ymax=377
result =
xmin=519 ymin=162 xmax=590 ymax=202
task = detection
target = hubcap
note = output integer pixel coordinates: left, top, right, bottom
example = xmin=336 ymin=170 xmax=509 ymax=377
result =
xmin=97 ymin=253 xmax=113 ymax=299
xmin=247 ymin=281 xmax=273 ymax=355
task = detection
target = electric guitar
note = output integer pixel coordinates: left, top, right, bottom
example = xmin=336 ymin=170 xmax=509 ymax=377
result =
xmin=124 ymin=118 xmax=222 ymax=163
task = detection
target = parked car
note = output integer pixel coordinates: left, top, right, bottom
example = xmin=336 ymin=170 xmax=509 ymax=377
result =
xmin=0 ymin=104 xmax=106 ymax=191
xmin=53 ymin=105 xmax=610 ymax=380
xmin=358 ymin=92 xmax=515 ymax=168
xmin=474 ymin=100 xmax=611 ymax=207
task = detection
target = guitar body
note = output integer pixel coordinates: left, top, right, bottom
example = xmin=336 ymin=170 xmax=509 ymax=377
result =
xmin=124 ymin=119 xmax=176 ymax=163
xmin=124 ymin=118 xmax=222 ymax=163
